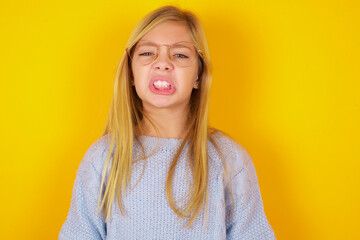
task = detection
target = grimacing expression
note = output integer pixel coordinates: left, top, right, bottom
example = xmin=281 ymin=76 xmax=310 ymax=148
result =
xmin=130 ymin=21 xmax=200 ymax=112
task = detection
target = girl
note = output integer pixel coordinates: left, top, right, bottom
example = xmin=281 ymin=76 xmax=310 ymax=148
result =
xmin=59 ymin=5 xmax=275 ymax=239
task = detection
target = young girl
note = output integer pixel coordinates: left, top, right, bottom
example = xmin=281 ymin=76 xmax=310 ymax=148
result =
xmin=59 ymin=5 xmax=275 ymax=239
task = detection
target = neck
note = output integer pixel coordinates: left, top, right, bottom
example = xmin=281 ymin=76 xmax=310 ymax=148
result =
xmin=136 ymin=107 xmax=189 ymax=139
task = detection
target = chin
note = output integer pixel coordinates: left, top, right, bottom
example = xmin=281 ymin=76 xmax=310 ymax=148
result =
xmin=148 ymin=102 xmax=176 ymax=109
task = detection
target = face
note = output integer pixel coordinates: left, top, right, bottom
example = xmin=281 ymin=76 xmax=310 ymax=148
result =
xmin=130 ymin=21 xmax=200 ymax=113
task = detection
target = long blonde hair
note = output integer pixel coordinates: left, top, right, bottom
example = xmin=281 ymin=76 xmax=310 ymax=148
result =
xmin=98 ymin=5 xmax=233 ymax=228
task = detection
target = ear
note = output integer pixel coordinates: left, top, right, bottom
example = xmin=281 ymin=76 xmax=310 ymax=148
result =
xmin=193 ymin=75 xmax=199 ymax=89
xmin=130 ymin=69 xmax=135 ymax=86
xmin=193 ymin=81 xmax=200 ymax=89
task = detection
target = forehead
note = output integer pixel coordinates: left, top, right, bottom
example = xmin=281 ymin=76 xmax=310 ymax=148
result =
xmin=140 ymin=21 xmax=192 ymax=45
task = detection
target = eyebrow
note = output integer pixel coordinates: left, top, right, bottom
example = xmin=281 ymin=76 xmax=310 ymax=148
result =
xmin=137 ymin=40 xmax=194 ymax=47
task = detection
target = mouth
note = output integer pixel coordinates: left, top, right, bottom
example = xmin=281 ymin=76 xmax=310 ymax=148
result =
xmin=149 ymin=76 xmax=176 ymax=95
xmin=153 ymin=80 xmax=172 ymax=90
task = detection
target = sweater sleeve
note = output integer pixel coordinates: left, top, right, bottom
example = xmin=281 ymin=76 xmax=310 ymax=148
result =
xmin=59 ymin=141 xmax=107 ymax=240
xmin=225 ymin=144 xmax=276 ymax=239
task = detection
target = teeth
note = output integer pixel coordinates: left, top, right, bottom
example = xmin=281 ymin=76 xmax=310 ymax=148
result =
xmin=153 ymin=80 xmax=171 ymax=88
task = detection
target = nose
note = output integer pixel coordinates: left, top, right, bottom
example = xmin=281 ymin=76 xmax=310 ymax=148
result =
xmin=153 ymin=46 xmax=174 ymax=71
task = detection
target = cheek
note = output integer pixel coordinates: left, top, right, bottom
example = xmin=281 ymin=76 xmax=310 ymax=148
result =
xmin=131 ymin=65 xmax=143 ymax=96
xmin=132 ymin=65 xmax=142 ymax=80
xmin=180 ymin=67 xmax=198 ymax=87
xmin=132 ymin=65 xmax=148 ymax=88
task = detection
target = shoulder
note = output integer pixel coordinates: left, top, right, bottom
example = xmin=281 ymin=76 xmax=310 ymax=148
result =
xmin=208 ymin=131 xmax=258 ymax=183
xmin=77 ymin=134 xmax=113 ymax=176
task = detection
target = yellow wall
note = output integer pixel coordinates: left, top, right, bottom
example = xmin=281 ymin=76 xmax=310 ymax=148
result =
xmin=1 ymin=0 xmax=359 ymax=239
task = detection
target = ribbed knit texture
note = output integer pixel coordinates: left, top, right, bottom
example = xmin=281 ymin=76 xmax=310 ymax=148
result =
xmin=59 ymin=134 xmax=276 ymax=239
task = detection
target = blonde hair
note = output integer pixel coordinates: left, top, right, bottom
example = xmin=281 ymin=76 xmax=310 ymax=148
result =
xmin=98 ymin=5 xmax=234 ymax=228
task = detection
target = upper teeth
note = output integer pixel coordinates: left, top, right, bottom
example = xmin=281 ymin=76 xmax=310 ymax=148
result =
xmin=153 ymin=80 xmax=171 ymax=87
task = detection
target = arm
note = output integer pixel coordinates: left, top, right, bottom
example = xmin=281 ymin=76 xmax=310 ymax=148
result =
xmin=59 ymin=142 xmax=107 ymax=240
xmin=225 ymin=145 xmax=276 ymax=239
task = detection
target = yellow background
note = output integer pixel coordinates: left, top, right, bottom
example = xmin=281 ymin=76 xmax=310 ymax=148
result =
xmin=1 ymin=0 xmax=359 ymax=239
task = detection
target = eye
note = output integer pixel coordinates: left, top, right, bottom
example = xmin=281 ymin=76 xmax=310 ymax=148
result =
xmin=139 ymin=52 xmax=154 ymax=56
xmin=174 ymin=53 xmax=188 ymax=58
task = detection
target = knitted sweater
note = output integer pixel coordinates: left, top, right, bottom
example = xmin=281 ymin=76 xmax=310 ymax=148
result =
xmin=59 ymin=134 xmax=276 ymax=239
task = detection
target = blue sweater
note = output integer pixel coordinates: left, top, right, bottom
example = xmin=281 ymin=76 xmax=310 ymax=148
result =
xmin=59 ymin=134 xmax=276 ymax=239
